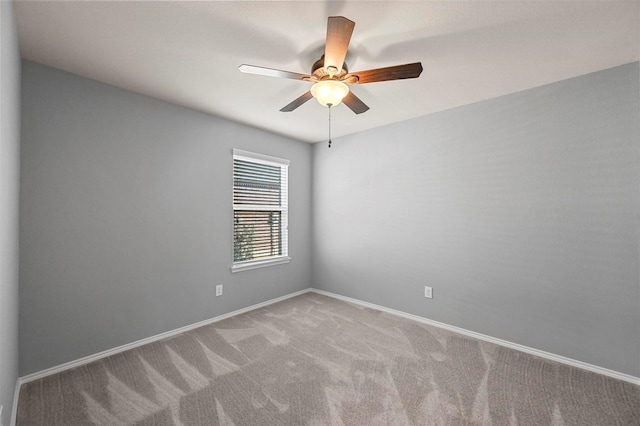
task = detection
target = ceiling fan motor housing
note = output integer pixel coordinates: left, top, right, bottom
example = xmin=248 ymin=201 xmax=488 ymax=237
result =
xmin=312 ymin=55 xmax=349 ymax=81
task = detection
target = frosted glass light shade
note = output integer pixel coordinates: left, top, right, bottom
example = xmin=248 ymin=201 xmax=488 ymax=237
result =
xmin=310 ymin=80 xmax=349 ymax=107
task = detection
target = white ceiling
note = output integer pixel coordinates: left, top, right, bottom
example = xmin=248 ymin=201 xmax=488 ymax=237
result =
xmin=14 ymin=1 xmax=640 ymax=143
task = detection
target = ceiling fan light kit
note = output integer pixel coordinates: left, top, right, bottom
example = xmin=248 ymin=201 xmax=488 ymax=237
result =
xmin=310 ymin=80 xmax=350 ymax=107
xmin=239 ymin=16 xmax=423 ymax=145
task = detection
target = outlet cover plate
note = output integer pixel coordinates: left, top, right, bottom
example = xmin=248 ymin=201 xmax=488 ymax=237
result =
xmin=216 ymin=285 xmax=223 ymax=296
xmin=424 ymin=286 xmax=433 ymax=299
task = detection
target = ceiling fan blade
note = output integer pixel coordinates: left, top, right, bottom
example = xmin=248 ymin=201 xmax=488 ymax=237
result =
xmin=351 ymin=62 xmax=423 ymax=84
xmin=342 ymin=91 xmax=369 ymax=114
xmin=239 ymin=64 xmax=311 ymax=81
xmin=280 ymin=91 xmax=314 ymax=112
xmin=324 ymin=16 xmax=355 ymax=73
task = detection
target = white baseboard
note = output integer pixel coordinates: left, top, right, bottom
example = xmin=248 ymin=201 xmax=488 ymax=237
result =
xmin=310 ymin=289 xmax=640 ymax=386
xmin=18 ymin=288 xmax=312 ymax=386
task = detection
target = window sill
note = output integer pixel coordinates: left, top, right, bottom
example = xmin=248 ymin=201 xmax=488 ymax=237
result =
xmin=231 ymin=256 xmax=291 ymax=273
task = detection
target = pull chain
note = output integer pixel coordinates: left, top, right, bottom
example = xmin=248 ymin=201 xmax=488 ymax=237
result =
xmin=327 ymin=104 xmax=333 ymax=148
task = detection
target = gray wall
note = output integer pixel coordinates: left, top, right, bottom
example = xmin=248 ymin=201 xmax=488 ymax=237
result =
xmin=312 ymin=63 xmax=640 ymax=377
xmin=16 ymin=56 xmax=640 ymax=380
xmin=20 ymin=61 xmax=312 ymax=375
xmin=0 ymin=0 xmax=21 ymax=422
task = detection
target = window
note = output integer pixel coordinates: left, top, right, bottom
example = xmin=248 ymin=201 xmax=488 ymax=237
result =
xmin=232 ymin=149 xmax=289 ymax=272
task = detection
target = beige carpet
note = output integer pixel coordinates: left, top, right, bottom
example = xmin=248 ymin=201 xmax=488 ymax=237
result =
xmin=17 ymin=293 xmax=640 ymax=425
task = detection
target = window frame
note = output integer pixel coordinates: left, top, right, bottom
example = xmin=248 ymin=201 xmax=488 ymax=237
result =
xmin=231 ymin=149 xmax=290 ymax=273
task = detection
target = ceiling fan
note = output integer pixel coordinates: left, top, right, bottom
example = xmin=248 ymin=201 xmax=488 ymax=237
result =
xmin=239 ymin=16 xmax=423 ymax=114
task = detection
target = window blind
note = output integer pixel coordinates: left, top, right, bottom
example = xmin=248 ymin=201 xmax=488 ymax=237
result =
xmin=233 ymin=150 xmax=289 ymax=266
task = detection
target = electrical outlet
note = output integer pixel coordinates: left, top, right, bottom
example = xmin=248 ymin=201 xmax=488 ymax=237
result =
xmin=424 ymin=286 xmax=433 ymax=299
xmin=215 ymin=285 xmax=223 ymax=296
xmin=0 ymin=404 xmax=3 ymax=426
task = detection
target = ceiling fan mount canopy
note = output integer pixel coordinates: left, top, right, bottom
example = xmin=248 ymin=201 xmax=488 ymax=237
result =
xmin=239 ymin=16 xmax=423 ymax=114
